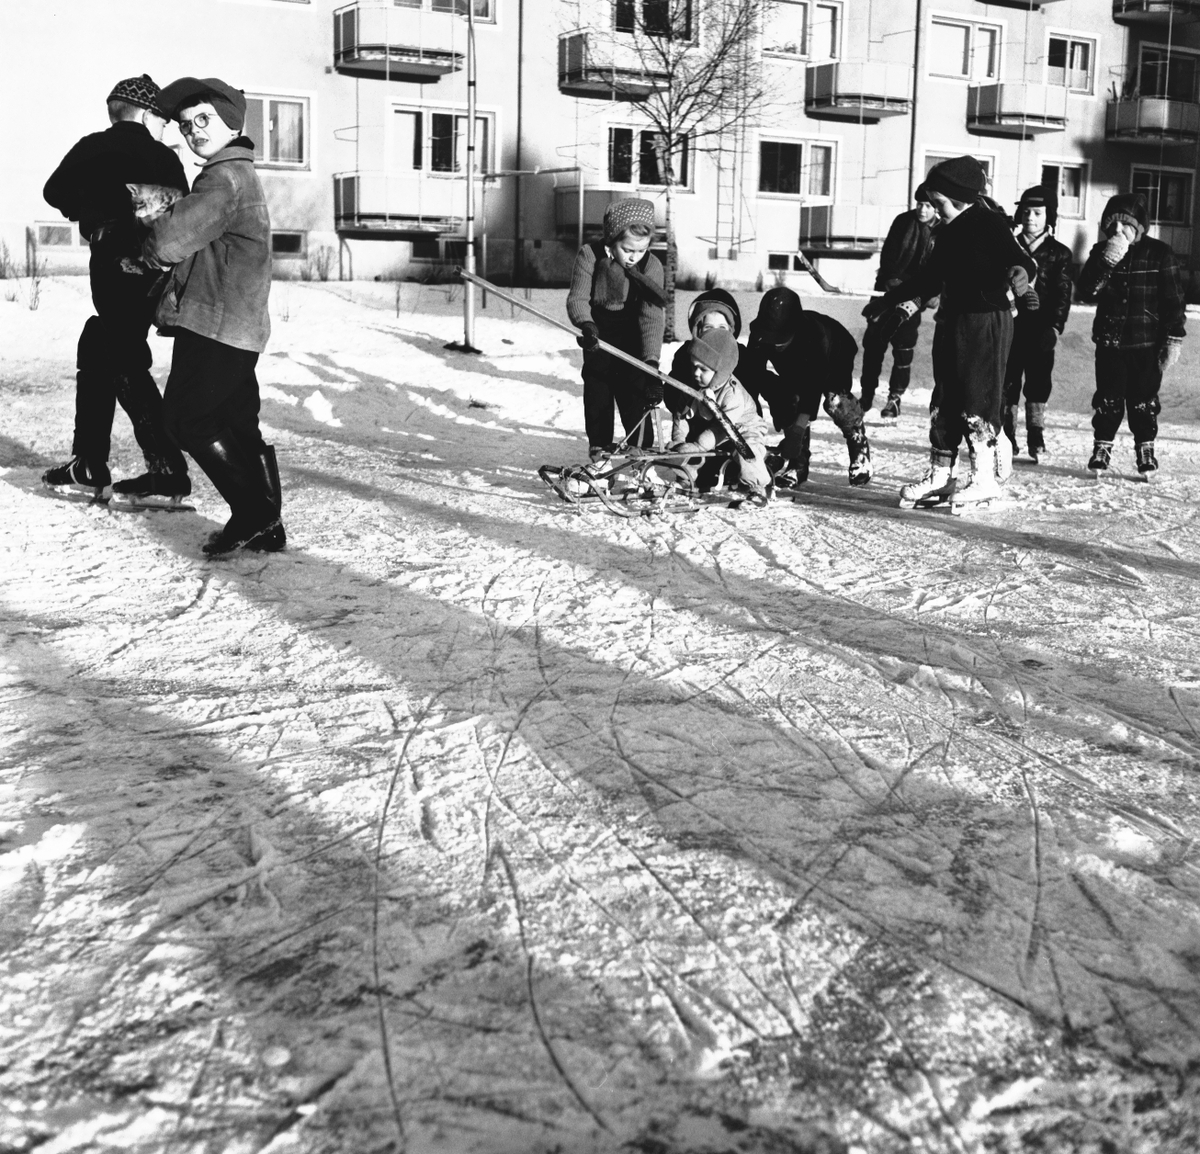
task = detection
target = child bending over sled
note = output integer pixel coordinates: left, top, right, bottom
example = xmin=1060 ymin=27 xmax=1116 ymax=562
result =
xmin=672 ymin=329 xmax=772 ymax=506
xmin=566 ymin=199 xmax=665 ymax=462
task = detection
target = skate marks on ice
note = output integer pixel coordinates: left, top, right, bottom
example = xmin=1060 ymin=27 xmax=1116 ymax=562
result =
xmin=5 ymin=456 xmax=1200 ymax=1151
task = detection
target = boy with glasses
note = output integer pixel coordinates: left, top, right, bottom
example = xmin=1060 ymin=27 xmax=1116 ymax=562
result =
xmin=144 ymin=77 xmax=284 ymax=554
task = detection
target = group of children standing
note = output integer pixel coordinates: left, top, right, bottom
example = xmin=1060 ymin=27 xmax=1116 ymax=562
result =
xmin=569 ymin=154 xmax=1186 ymax=511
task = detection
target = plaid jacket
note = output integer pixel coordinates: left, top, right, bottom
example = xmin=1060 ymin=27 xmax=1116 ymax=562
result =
xmin=1077 ymin=235 xmax=1185 ymax=350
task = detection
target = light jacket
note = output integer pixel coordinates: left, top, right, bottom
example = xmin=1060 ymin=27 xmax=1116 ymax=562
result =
xmin=146 ymin=141 xmax=271 ymax=353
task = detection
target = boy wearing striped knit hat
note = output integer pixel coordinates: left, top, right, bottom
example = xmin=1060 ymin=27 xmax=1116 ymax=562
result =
xmin=566 ymin=198 xmax=665 ymax=462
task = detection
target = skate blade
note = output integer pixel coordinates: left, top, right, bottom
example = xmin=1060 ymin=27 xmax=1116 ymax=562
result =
xmin=43 ymin=481 xmax=111 ymax=505
xmin=949 ymin=500 xmax=994 ymax=515
xmin=1086 ymin=468 xmax=1106 ymax=480
xmin=1137 ymin=471 xmax=1157 ymax=484
xmin=899 ymin=497 xmax=950 ymax=510
xmin=109 ymin=494 xmax=195 ymax=512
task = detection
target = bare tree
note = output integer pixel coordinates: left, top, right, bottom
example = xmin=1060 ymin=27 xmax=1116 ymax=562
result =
xmin=595 ymin=0 xmax=768 ymax=338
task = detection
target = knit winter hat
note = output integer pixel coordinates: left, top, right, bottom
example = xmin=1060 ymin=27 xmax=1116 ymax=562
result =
xmin=106 ymin=75 xmax=166 ymax=118
xmin=1101 ymin=192 xmax=1148 ymax=238
xmin=748 ymin=287 xmax=803 ymax=347
xmin=687 ymin=329 xmax=740 ymax=382
xmin=687 ymin=288 xmax=742 ymax=337
xmin=923 ymin=156 xmax=988 ymax=205
xmin=1015 ymin=184 xmax=1058 ymax=230
xmin=603 ymin=198 xmax=656 ymax=242
xmin=914 ymin=183 xmax=933 ymax=205
xmin=158 ymin=76 xmax=247 ymax=131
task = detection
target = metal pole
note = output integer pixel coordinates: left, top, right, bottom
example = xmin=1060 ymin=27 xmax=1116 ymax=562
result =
xmin=463 ymin=0 xmax=478 ymax=348
xmin=577 ymin=166 xmax=585 ymax=253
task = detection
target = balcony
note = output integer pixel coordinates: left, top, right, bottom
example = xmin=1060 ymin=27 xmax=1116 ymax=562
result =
xmin=981 ymin=0 xmax=1066 ymax=7
xmin=1113 ymin=0 xmax=1200 ymax=24
xmin=798 ymin=204 xmax=907 ymax=255
xmin=333 ymin=172 xmax=464 ymax=237
xmin=333 ymin=3 xmax=464 ymax=82
xmin=553 ymin=184 xmax=667 ymax=239
xmin=804 ymin=61 xmax=913 ymax=121
xmin=557 ymin=31 xmax=669 ymax=100
xmin=967 ymin=83 xmax=1067 ymax=136
xmin=1106 ymin=98 xmax=1200 ymax=144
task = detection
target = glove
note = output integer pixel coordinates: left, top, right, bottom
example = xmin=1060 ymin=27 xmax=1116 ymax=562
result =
xmin=875 ymin=300 xmax=919 ymax=344
xmin=862 ymin=295 xmax=889 ymax=319
xmin=1008 ymin=266 xmax=1031 ymax=298
xmin=1102 ymin=234 xmax=1130 ymax=267
xmin=1037 ymin=327 xmax=1058 ymax=353
xmin=1020 ymin=288 xmax=1040 ymax=312
xmin=576 ymin=321 xmax=600 ymax=352
xmin=643 ymin=364 xmax=664 ymax=408
xmin=1159 ymin=339 xmax=1183 ymax=372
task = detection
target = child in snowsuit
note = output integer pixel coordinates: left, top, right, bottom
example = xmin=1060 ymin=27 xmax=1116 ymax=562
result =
xmin=674 ymin=329 xmax=772 ymax=504
xmin=566 ymin=199 xmax=666 ymax=461
xmin=860 ymin=187 xmax=937 ymax=418
xmin=1003 ymin=185 xmax=1073 ymax=462
xmin=1076 ymin=192 xmax=1185 ymax=479
xmin=144 ymin=76 xmax=282 ymax=555
xmin=41 ymin=75 xmax=191 ymax=503
xmin=739 ymin=287 xmax=869 ymax=487
xmin=866 ymin=156 xmax=1036 ymax=506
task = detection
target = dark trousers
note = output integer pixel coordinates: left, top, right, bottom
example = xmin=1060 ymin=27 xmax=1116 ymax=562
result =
xmin=1092 ymin=346 xmax=1162 ymax=443
xmin=1003 ymin=323 xmax=1056 ymax=408
xmin=860 ymin=312 xmax=920 ymax=397
xmin=929 ymin=310 xmax=1012 ymax=451
xmin=582 ymin=348 xmax=654 ymax=451
xmin=71 ymin=232 xmax=184 ymax=472
xmin=163 ymin=329 xmax=264 ymax=454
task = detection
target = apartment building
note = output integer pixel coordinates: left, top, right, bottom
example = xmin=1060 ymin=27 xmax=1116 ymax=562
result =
xmin=3 ymin=0 xmax=1199 ymax=293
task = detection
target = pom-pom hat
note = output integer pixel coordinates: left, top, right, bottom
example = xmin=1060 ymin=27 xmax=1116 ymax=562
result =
xmin=158 ymin=76 xmax=248 ymax=131
xmin=106 ymin=75 xmax=166 ymax=118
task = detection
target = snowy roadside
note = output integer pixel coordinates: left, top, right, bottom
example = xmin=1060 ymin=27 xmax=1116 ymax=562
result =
xmin=3 ymin=280 xmax=1200 ymax=1153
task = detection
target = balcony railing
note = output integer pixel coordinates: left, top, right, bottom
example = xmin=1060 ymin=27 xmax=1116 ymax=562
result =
xmin=553 ymin=183 xmax=667 ymax=238
xmin=1106 ymin=97 xmax=1200 ymax=143
xmin=557 ymin=31 xmax=669 ymax=100
xmin=967 ymin=83 xmax=1068 ymax=136
xmin=1113 ymin=0 xmax=1200 ymax=23
xmin=804 ymin=61 xmax=913 ymax=121
xmin=333 ymin=171 xmax=465 ymax=235
xmin=798 ymin=204 xmax=908 ymax=254
xmin=333 ymin=3 xmax=464 ymax=82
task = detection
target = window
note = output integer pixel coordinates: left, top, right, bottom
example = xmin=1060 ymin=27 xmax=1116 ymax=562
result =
xmin=608 ymin=127 xmax=689 ymax=186
xmin=1132 ymin=167 xmax=1192 ymax=224
xmin=397 ymin=0 xmax=494 ymax=22
xmin=763 ymin=0 xmax=806 ymax=57
xmin=271 ymin=231 xmax=306 ymax=257
xmin=767 ymin=253 xmax=791 ymax=270
xmin=615 ymin=0 xmax=692 ymax=39
xmin=1138 ymin=47 xmax=1198 ymax=101
xmin=929 ymin=17 xmax=1000 ymax=82
xmin=244 ymin=94 xmax=309 ymax=169
xmin=36 ymin=223 xmax=74 ymax=246
xmin=393 ymin=107 xmax=494 ymax=173
xmin=1041 ymin=162 xmax=1087 ymax=218
xmin=810 ymin=3 xmax=839 ymax=61
xmin=759 ymin=139 xmax=833 ymax=197
xmin=1047 ymin=35 xmax=1095 ymax=94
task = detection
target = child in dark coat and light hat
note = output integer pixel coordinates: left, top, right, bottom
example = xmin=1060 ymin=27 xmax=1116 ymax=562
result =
xmin=866 ymin=155 xmax=1036 ymax=508
xmin=566 ymin=199 xmax=666 ymax=464
xmin=1077 ymin=192 xmax=1185 ymax=480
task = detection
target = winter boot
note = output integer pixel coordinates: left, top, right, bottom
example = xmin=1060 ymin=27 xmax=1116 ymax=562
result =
xmin=953 ymin=426 xmax=1002 ymax=506
xmin=1002 ymin=404 xmax=1019 ymax=452
xmin=112 ymin=455 xmax=193 ymax=504
xmin=1135 ymin=441 xmax=1158 ymax=481
xmin=1026 ymin=402 xmax=1047 ymax=462
xmin=879 ymin=394 xmax=902 ymax=421
xmin=248 ymin=443 xmax=286 ymax=550
xmin=772 ymin=424 xmax=811 ymax=488
xmin=846 ymin=426 xmax=872 ymax=487
xmin=42 ymin=455 xmax=112 ymax=500
xmin=188 ymin=432 xmax=284 ymax=556
xmin=899 ymin=449 xmax=955 ymax=505
xmin=1087 ymin=440 xmax=1113 ymax=476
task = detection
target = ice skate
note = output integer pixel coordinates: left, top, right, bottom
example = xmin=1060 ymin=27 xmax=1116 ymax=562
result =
xmin=950 ymin=440 xmax=1001 ymax=513
xmin=1135 ymin=441 xmax=1158 ymax=483
xmin=847 ymin=432 xmax=872 ymax=487
xmin=770 ymin=425 xmax=810 ymax=489
xmin=879 ymin=394 xmax=901 ymax=421
xmin=1087 ymin=440 xmax=1113 ymax=478
xmin=899 ymin=450 xmax=955 ymax=509
xmin=110 ymin=466 xmax=194 ymax=512
xmin=42 ymin=456 xmax=112 ymax=504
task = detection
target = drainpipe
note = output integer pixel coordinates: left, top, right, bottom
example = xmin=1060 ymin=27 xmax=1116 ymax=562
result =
xmin=907 ymin=0 xmax=923 ymax=199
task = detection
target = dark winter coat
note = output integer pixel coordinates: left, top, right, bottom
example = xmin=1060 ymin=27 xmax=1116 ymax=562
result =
xmin=1017 ymin=231 xmax=1073 ymax=334
xmin=145 ymin=140 xmax=272 ymax=354
xmin=875 ymin=209 xmax=936 ymax=292
xmin=1077 ymin=235 xmax=1186 ymax=351
xmin=883 ymin=202 xmax=1036 ymax=315
xmin=44 ymin=121 xmax=189 ymax=242
xmin=566 ymin=241 xmax=665 ymax=363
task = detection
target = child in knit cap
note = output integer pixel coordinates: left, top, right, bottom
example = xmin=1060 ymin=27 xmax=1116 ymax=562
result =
xmin=1076 ymin=192 xmax=1185 ymax=480
xmin=673 ymin=328 xmax=772 ymax=505
xmin=665 ymin=288 xmax=746 ymax=444
xmin=566 ymin=198 xmax=666 ymax=462
xmin=865 ymin=155 xmax=1036 ymax=508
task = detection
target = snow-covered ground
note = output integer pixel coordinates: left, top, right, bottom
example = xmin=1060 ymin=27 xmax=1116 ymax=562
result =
xmin=3 ymin=277 xmax=1200 ymax=1154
